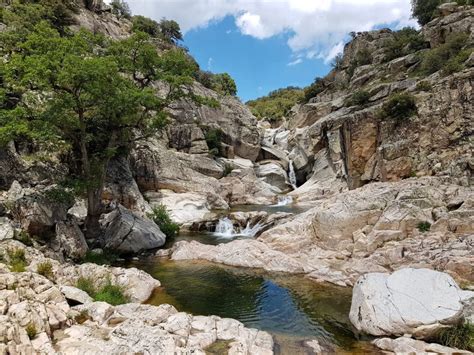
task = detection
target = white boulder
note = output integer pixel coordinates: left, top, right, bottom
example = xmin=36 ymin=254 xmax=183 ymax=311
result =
xmin=349 ymin=268 xmax=474 ymax=338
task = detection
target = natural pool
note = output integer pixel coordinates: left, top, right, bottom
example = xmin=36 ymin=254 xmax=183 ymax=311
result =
xmin=126 ymin=258 xmax=378 ymax=354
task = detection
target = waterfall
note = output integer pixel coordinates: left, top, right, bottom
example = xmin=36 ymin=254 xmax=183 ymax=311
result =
xmin=213 ymin=217 xmax=263 ymax=238
xmin=288 ymin=160 xmax=297 ymax=190
xmin=276 ymin=195 xmax=293 ymax=206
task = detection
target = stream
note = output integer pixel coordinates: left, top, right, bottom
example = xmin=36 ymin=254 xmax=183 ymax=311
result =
xmin=127 ymin=202 xmax=378 ymax=354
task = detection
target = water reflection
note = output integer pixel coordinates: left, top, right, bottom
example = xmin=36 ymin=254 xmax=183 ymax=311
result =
xmin=126 ymin=258 xmax=377 ymax=353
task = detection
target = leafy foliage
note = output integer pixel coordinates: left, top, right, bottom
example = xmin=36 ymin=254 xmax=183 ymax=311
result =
xmin=110 ymin=0 xmax=131 ymax=19
xmin=131 ymin=15 xmax=160 ymax=37
xmin=419 ymin=33 xmax=471 ymax=76
xmin=411 ymin=0 xmax=473 ymax=25
xmin=1 ymin=14 xmax=198 ymax=238
xmin=247 ymin=87 xmax=303 ymax=122
xmin=159 ymin=19 xmax=183 ymax=44
xmin=148 ymin=205 xmax=180 ymax=238
xmin=383 ymin=27 xmax=427 ymax=62
xmin=347 ymin=48 xmax=373 ymax=78
xmin=345 ymin=90 xmax=371 ymax=107
xmin=436 ymin=322 xmax=474 ymax=351
xmin=303 ymin=77 xmax=325 ymax=103
xmin=43 ymin=186 xmax=75 ymax=206
xmin=417 ymin=221 xmax=431 ymax=232
xmin=82 ymin=250 xmax=118 ymax=265
xmin=204 ymin=128 xmax=223 ymax=156
xmin=76 ymin=277 xmax=96 ymax=296
xmin=195 ymin=71 xmax=238 ymax=96
xmin=415 ymin=81 xmax=433 ymax=92
xmin=379 ymin=93 xmax=417 ymax=121
xmin=14 ymin=230 xmax=33 ymax=247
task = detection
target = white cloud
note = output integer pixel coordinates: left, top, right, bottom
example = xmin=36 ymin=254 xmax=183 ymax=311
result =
xmin=207 ymin=57 xmax=213 ymax=70
xmin=287 ymin=58 xmax=303 ymax=66
xmin=325 ymin=41 xmax=344 ymax=63
xmin=125 ymin=0 xmax=417 ymax=60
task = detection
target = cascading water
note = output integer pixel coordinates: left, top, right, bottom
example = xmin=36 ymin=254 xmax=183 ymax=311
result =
xmin=213 ymin=217 xmax=263 ymax=239
xmin=288 ymin=160 xmax=297 ymax=190
xmin=276 ymin=195 xmax=293 ymax=206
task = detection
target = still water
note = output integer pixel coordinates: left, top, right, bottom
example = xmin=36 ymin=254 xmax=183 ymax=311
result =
xmin=127 ymin=258 xmax=377 ymax=354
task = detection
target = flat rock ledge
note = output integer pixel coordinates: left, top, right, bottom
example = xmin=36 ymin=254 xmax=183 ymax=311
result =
xmin=373 ymin=337 xmax=472 ymax=354
xmin=0 ymin=269 xmax=273 ymax=355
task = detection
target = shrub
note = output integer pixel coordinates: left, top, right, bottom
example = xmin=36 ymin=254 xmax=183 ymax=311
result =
xmin=332 ymin=53 xmax=344 ymax=70
xmin=420 ymin=33 xmax=470 ymax=76
xmin=383 ymin=27 xmax=427 ymax=62
xmin=148 ymin=205 xmax=179 ymax=238
xmin=436 ymin=322 xmax=474 ymax=351
xmin=347 ymin=48 xmax=373 ymax=78
xmin=345 ymin=90 xmax=371 ymax=107
xmin=212 ymin=73 xmax=237 ymax=96
xmin=94 ymin=282 xmax=130 ymax=305
xmin=223 ymin=163 xmax=234 ymax=177
xmin=303 ymin=77 xmax=325 ymax=102
xmin=8 ymin=248 xmax=27 ymax=272
xmin=82 ymin=250 xmax=118 ymax=265
xmin=246 ymin=86 xmax=304 ymax=121
xmin=76 ymin=277 xmax=96 ymax=297
xmin=417 ymin=221 xmax=431 ymax=232
xmin=14 ymin=230 xmax=33 ymax=247
xmin=415 ymin=81 xmax=433 ymax=92
xmin=26 ymin=323 xmax=37 ymax=340
xmin=159 ymin=19 xmax=183 ymax=44
xmin=43 ymin=186 xmax=75 ymax=206
xmin=204 ymin=128 xmax=223 ymax=155
xmin=37 ymin=261 xmax=54 ymax=279
xmin=379 ymin=93 xmax=417 ymax=121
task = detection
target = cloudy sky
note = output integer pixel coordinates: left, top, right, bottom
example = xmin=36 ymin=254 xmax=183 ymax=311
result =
xmin=120 ymin=0 xmax=416 ymax=101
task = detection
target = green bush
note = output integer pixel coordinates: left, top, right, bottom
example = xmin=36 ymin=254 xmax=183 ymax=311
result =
xmin=383 ymin=27 xmax=427 ymax=62
xmin=76 ymin=277 xmax=130 ymax=305
xmin=110 ymin=0 xmax=131 ymax=19
xmin=420 ymin=33 xmax=471 ymax=76
xmin=411 ymin=0 xmax=473 ymax=25
xmin=82 ymin=250 xmax=118 ymax=265
xmin=379 ymin=93 xmax=417 ymax=121
xmin=94 ymin=282 xmax=130 ymax=305
xmin=131 ymin=15 xmax=160 ymax=37
xmin=14 ymin=230 xmax=33 ymax=247
xmin=204 ymin=128 xmax=223 ymax=156
xmin=345 ymin=90 xmax=371 ymax=107
xmin=76 ymin=277 xmax=96 ymax=297
xmin=37 ymin=261 xmax=53 ymax=279
xmin=303 ymin=77 xmax=325 ymax=102
xmin=436 ymin=322 xmax=474 ymax=351
xmin=223 ymin=163 xmax=234 ymax=177
xmin=347 ymin=48 xmax=373 ymax=78
xmin=148 ymin=205 xmax=180 ymax=238
xmin=8 ymin=248 xmax=27 ymax=272
xmin=415 ymin=81 xmax=433 ymax=92
xmin=247 ymin=86 xmax=303 ymax=121
xmin=417 ymin=221 xmax=431 ymax=232
xmin=43 ymin=186 xmax=75 ymax=206
xmin=26 ymin=323 xmax=37 ymax=340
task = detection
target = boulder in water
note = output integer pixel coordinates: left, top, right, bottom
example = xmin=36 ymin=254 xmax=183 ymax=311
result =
xmin=349 ymin=268 xmax=474 ymax=338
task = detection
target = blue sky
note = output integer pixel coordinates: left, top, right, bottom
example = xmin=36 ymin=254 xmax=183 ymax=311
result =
xmin=119 ymin=0 xmax=416 ymax=102
xmin=183 ymin=16 xmax=331 ymax=102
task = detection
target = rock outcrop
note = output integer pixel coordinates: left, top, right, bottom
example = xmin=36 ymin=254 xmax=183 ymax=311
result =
xmin=349 ymin=268 xmax=474 ymax=338
xmin=100 ymin=205 xmax=166 ymax=255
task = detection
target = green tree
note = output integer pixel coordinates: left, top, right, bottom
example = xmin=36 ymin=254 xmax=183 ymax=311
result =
xmin=411 ymin=0 xmax=441 ymax=25
xmin=159 ymin=19 xmax=183 ymax=44
xmin=110 ymin=0 xmax=131 ymax=19
xmin=303 ymin=77 xmax=325 ymax=102
xmin=212 ymin=73 xmax=237 ymax=96
xmin=132 ymin=15 xmax=160 ymax=37
xmin=247 ymin=87 xmax=303 ymax=122
xmin=1 ymin=24 xmax=197 ymax=238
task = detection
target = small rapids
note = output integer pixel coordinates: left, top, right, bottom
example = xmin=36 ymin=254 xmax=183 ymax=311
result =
xmin=213 ymin=217 xmax=263 ymax=238
xmin=275 ymin=195 xmax=293 ymax=206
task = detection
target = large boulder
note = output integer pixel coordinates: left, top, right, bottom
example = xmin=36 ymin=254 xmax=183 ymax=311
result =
xmin=53 ymin=218 xmax=88 ymax=260
xmin=255 ymin=162 xmax=289 ymax=192
xmin=101 ymin=205 xmax=166 ymax=255
xmin=349 ymin=268 xmax=474 ymax=338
